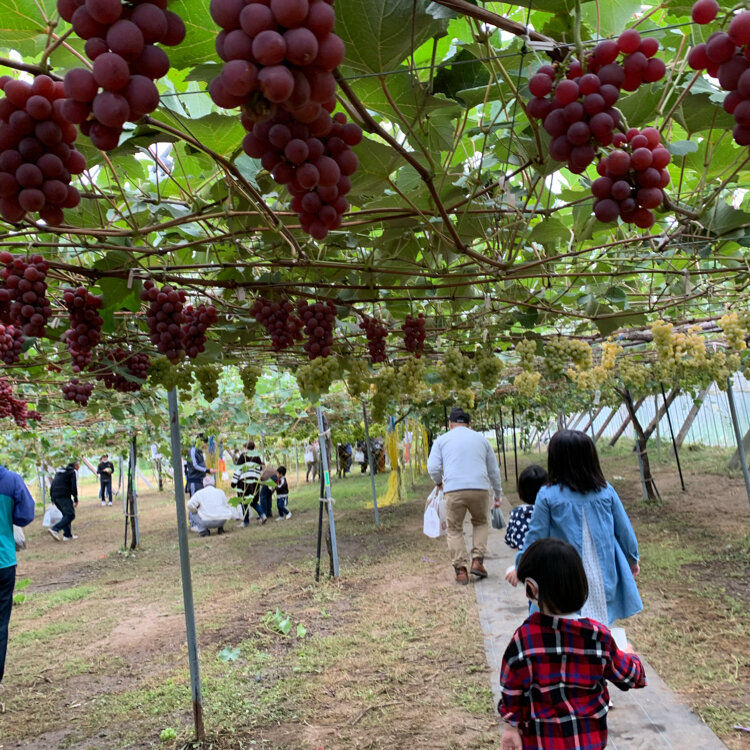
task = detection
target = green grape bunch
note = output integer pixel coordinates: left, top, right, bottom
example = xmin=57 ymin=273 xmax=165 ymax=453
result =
xmin=371 ymin=365 xmax=400 ymax=422
xmin=515 ymin=339 xmax=537 ymax=371
xmin=437 ymin=346 xmax=472 ymax=391
xmin=195 ymin=365 xmax=220 ymax=402
xmin=296 ymin=356 xmax=341 ymax=402
xmin=475 ymin=345 xmax=502 ymax=390
xmin=514 ymin=371 xmax=541 ymax=398
xmin=148 ymin=356 xmax=194 ymax=395
xmin=345 ymin=359 xmax=370 ymax=398
xmin=240 ymin=365 xmax=262 ymax=399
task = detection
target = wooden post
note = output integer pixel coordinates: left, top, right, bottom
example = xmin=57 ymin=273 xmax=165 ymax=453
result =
xmin=620 ymin=389 xmax=660 ymax=501
xmin=678 ymin=387 xmax=709 ymax=449
xmin=594 ymin=407 xmax=619 ymax=443
xmin=609 ymin=397 xmax=646 ymax=446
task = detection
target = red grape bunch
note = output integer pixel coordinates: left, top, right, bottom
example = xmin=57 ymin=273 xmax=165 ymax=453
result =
xmin=359 ymin=315 xmax=388 ymax=363
xmin=297 ymin=298 xmax=336 ymax=358
xmin=209 ymin=0 xmax=344 ymax=125
xmin=0 ymin=377 xmax=34 ymax=428
xmin=402 ymin=314 xmax=426 ymax=357
xmin=62 ymin=377 xmax=94 ymax=406
xmin=57 ymin=0 xmax=186 ymax=151
xmin=242 ymin=108 xmax=361 ymax=239
xmin=0 ymin=75 xmax=86 ymax=225
xmin=687 ymin=9 xmax=750 ymax=151
xmin=139 ymin=279 xmax=187 ymax=362
xmin=526 ymin=30 xmax=666 ymax=173
xmin=95 ymin=347 xmax=150 ymax=392
xmin=591 ymin=126 xmax=671 ymax=229
xmin=250 ymin=295 xmax=303 ymax=351
xmin=0 ymin=252 xmax=52 ymax=338
xmin=182 ymin=303 xmax=219 ymax=358
xmin=0 ymin=323 xmax=23 ymax=365
xmin=63 ymin=286 xmax=103 ymax=372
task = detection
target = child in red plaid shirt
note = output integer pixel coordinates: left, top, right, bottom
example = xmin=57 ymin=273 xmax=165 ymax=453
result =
xmin=499 ymin=538 xmax=646 ymax=750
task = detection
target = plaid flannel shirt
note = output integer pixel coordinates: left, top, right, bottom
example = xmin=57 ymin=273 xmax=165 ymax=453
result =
xmin=499 ymin=612 xmax=646 ymax=750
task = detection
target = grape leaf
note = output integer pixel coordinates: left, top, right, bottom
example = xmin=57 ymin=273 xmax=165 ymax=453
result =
xmin=336 ymin=0 xmax=449 ymax=74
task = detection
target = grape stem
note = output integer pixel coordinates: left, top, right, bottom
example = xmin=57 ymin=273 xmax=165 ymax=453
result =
xmin=141 ymin=116 xmax=308 ymax=262
xmin=40 ymin=28 xmax=74 ymax=71
xmin=335 ymin=70 xmax=508 ymax=271
xmin=573 ymin=0 xmax=585 ymax=67
xmin=0 ymin=56 xmax=61 ymax=80
xmin=430 ymin=0 xmax=556 ymax=46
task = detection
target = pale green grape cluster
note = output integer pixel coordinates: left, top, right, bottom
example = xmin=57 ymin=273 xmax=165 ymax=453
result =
xmin=707 ymin=350 xmax=742 ymax=389
xmin=475 ymin=345 xmax=502 ymax=390
xmin=240 ymin=365 xmax=262 ymax=399
xmin=514 ymin=370 xmax=541 ymax=397
xmin=544 ymin=338 xmax=592 ymax=378
xmin=296 ymin=356 xmax=341 ymax=402
xmin=148 ymin=356 xmax=194 ymax=394
xmin=345 ymin=359 xmax=370 ymax=398
xmin=652 ymin=321 xmax=710 ymax=383
xmin=515 ymin=339 xmax=537 ymax=371
xmin=371 ymin=366 xmax=399 ymax=422
xmin=437 ymin=346 xmax=472 ymax=391
xmin=195 ymin=365 xmax=220 ymax=402
xmin=400 ymin=356 xmax=428 ymax=403
xmin=619 ymin=358 xmax=651 ymax=394
xmin=719 ymin=312 xmax=748 ymax=353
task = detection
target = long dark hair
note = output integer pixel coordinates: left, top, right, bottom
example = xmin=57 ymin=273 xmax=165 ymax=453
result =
xmin=547 ymin=429 xmax=606 ymax=493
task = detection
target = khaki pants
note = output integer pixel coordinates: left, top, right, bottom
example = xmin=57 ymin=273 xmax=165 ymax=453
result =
xmin=445 ymin=489 xmax=490 ymax=570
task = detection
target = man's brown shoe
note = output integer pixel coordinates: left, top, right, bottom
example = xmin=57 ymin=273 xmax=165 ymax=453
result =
xmin=455 ymin=567 xmax=469 ymax=585
xmin=470 ymin=557 xmax=488 ymax=578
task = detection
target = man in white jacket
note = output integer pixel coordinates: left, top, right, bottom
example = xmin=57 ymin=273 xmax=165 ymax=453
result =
xmin=427 ymin=407 xmax=503 ymax=585
xmin=187 ymin=475 xmax=233 ymax=537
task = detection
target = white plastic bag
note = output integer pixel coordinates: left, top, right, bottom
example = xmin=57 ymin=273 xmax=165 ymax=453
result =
xmin=423 ymin=487 xmax=446 ymax=538
xmin=43 ymin=505 xmax=62 ymax=528
xmin=13 ymin=525 xmax=26 ymax=551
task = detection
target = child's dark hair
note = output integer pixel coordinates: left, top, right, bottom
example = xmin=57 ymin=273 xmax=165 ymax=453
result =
xmin=277 ymin=465 xmax=286 ymax=475
xmin=245 ymin=440 xmax=255 ymax=450
xmin=518 ymin=465 xmax=547 ymax=505
xmin=517 ymin=538 xmax=589 ymax=615
xmin=547 ymin=429 xmax=606 ymax=494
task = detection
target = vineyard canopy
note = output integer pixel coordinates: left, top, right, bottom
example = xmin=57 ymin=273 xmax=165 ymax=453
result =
xmin=1 ymin=0 xmax=750 ymax=429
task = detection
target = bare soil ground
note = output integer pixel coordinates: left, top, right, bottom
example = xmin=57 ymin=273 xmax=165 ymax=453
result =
xmin=1 ymin=474 xmax=499 ymax=750
xmin=2 ymin=448 xmax=749 ymax=750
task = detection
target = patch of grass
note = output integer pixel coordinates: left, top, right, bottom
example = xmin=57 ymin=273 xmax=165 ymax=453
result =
xmin=22 ymin=584 xmax=98 ymax=617
xmin=451 ymin=679 xmax=495 ymax=715
xmin=13 ymin=618 xmax=81 ymax=646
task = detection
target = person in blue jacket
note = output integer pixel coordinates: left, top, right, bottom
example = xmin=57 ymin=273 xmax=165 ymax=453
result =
xmin=505 ymin=429 xmax=642 ymax=627
xmin=0 ymin=465 xmax=36 ymax=686
xmin=185 ymin=435 xmax=211 ymax=497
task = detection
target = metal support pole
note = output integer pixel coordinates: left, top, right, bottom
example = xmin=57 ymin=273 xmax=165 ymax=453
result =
xmin=511 ymin=407 xmax=519 ymax=488
xmin=316 ymin=406 xmax=340 ymax=578
xmin=167 ymin=388 xmax=205 ymax=742
xmin=498 ymin=412 xmax=508 ymax=481
xmin=443 ymin=404 xmax=449 ymax=431
xmin=654 ymin=395 xmax=661 ymax=462
xmin=129 ymin=435 xmax=140 ymax=547
xmin=362 ymin=401 xmax=380 ymax=526
xmin=727 ymin=375 xmax=750 ymax=508
xmin=660 ymin=384 xmax=685 ymax=491
xmin=120 ymin=455 xmax=126 ymax=507
xmin=37 ymin=467 xmax=46 ymax=510
xmin=295 ymin=442 xmax=299 ymax=487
